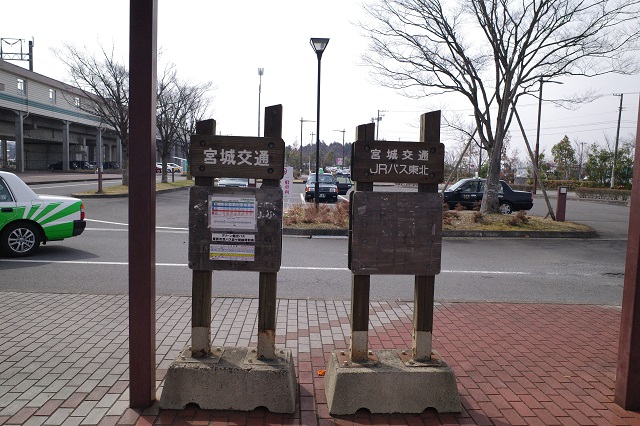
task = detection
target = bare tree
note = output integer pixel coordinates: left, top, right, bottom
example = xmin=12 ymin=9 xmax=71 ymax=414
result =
xmin=53 ymin=44 xmax=131 ymax=185
xmin=175 ymin=81 xmax=214 ymax=180
xmin=360 ymin=0 xmax=640 ymax=213
xmin=156 ymin=65 xmax=213 ymax=183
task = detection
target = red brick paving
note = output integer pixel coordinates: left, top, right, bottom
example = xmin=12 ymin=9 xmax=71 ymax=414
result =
xmin=1 ymin=293 xmax=640 ymax=425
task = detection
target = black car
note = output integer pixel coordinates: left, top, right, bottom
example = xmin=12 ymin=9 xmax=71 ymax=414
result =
xmin=443 ymin=178 xmax=533 ymax=214
xmin=333 ymin=174 xmax=352 ymax=195
xmin=305 ymin=173 xmax=339 ymax=202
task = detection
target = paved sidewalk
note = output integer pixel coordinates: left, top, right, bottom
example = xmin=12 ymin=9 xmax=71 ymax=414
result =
xmin=1 ymin=292 xmax=639 ymax=425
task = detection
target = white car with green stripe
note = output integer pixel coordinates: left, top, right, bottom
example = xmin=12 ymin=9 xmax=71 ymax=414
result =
xmin=0 ymin=171 xmax=86 ymax=257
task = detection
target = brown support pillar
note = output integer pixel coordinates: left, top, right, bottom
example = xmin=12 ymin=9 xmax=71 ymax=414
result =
xmin=615 ymin=95 xmax=640 ymax=410
xmin=257 ymin=105 xmax=283 ymax=359
xmin=191 ymin=120 xmax=215 ymax=358
xmin=128 ymin=0 xmax=158 ymax=409
xmin=350 ymin=122 xmax=375 ymax=362
xmin=413 ymin=111 xmax=440 ymax=362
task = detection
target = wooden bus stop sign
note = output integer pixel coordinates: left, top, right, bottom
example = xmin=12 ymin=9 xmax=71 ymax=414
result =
xmin=349 ymin=191 xmax=443 ymax=275
xmin=188 ymin=185 xmax=282 ymax=272
xmin=351 ymin=140 xmax=444 ymax=184
xmin=190 ymin=135 xmax=285 ymax=180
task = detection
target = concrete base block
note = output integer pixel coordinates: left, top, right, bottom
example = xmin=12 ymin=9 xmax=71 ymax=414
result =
xmin=159 ymin=346 xmax=296 ymax=413
xmin=324 ymin=349 xmax=461 ymax=415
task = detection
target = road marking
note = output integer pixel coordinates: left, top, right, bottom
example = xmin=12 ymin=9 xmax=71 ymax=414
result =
xmin=86 ymin=219 xmax=187 ymax=231
xmin=30 ymin=182 xmax=103 ymax=190
xmin=0 ymin=258 xmax=605 ymax=276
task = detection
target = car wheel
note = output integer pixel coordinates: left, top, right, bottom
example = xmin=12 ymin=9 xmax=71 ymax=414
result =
xmin=1 ymin=222 xmax=42 ymax=257
xmin=499 ymin=202 xmax=513 ymax=215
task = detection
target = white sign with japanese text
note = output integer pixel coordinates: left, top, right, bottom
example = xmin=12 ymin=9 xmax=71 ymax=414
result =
xmin=280 ymin=167 xmax=293 ymax=199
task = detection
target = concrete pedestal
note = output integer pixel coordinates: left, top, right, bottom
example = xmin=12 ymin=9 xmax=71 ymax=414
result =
xmin=324 ymin=349 xmax=461 ymax=415
xmin=159 ymin=346 xmax=296 ymax=413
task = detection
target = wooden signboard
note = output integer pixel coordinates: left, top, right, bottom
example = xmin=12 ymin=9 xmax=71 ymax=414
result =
xmin=349 ymin=192 xmax=443 ymax=275
xmin=191 ymin=135 xmax=285 ymax=180
xmin=188 ymin=185 xmax=282 ymax=272
xmin=351 ymin=140 xmax=445 ymax=183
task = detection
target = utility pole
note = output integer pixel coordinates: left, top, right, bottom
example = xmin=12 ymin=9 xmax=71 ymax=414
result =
xmin=533 ymin=78 xmax=543 ymax=194
xmin=310 ymin=132 xmax=315 ymax=172
xmin=371 ymin=110 xmax=386 ymax=140
xmin=611 ymin=93 xmax=624 ymax=189
xmin=300 ymin=118 xmax=315 ymax=176
xmin=334 ymin=129 xmax=346 ymax=170
xmin=578 ymin=141 xmax=586 ymax=180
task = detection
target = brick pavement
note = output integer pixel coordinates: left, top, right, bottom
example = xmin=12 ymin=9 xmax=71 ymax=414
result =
xmin=1 ymin=292 xmax=639 ymax=425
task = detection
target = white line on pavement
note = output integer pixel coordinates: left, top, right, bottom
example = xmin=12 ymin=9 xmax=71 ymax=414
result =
xmin=0 ymin=258 xmax=573 ymax=276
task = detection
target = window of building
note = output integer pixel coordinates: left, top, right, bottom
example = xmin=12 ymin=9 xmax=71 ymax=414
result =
xmin=17 ymin=78 xmax=26 ymax=96
xmin=74 ymin=96 xmax=81 ymax=108
xmin=49 ymin=89 xmax=57 ymax=104
xmin=0 ymin=83 xmax=5 ymax=92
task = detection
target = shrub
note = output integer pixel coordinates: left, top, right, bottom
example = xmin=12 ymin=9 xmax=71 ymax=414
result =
xmin=443 ymin=210 xmax=459 ymax=226
xmin=575 ymin=187 xmax=631 ymax=202
xmin=473 ymin=211 xmax=484 ymax=223
xmin=283 ymin=202 xmax=350 ymax=228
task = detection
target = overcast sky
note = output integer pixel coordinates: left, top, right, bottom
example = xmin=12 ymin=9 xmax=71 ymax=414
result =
xmin=3 ymin=1 xmax=638 ymax=162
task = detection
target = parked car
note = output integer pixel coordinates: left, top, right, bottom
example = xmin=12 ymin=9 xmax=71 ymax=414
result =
xmin=167 ymin=163 xmax=183 ymax=173
xmin=305 ymin=173 xmax=339 ymax=202
xmin=333 ymin=174 xmax=352 ymax=195
xmin=47 ymin=161 xmax=94 ymax=170
xmin=156 ymin=162 xmax=182 ymax=173
xmin=443 ymin=178 xmax=533 ymax=214
xmin=216 ymin=177 xmax=249 ymax=187
xmin=90 ymin=161 xmax=118 ymax=170
xmin=0 ymin=171 xmax=86 ymax=256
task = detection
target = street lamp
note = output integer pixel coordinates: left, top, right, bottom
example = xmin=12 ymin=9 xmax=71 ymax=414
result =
xmin=310 ymin=37 xmax=329 ymax=208
xmin=300 ymin=117 xmax=315 ymax=176
xmin=533 ymin=77 xmax=563 ymax=194
xmin=334 ymin=129 xmax=345 ymax=170
xmin=257 ymin=68 xmax=264 ymax=137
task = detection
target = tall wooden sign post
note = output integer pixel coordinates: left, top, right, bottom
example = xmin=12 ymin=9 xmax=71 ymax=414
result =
xmin=325 ymin=111 xmax=461 ymax=415
xmin=160 ymin=105 xmax=296 ymax=413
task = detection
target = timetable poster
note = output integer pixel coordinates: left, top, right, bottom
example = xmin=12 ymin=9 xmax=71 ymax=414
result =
xmin=209 ymin=195 xmax=257 ymax=231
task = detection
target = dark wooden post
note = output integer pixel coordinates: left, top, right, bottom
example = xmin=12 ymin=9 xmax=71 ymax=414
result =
xmin=615 ymin=96 xmax=640 ymax=410
xmin=128 ymin=0 xmax=157 ymax=409
xmin=257 ymin=105 xmax=283 ymax=359
xmin=350 ymin=123 xmax=375 ymax=362
xmin=191 ymin=119 xmax=215 ymax=358
xmin=413 ymin=111 xmax=440 ymax=362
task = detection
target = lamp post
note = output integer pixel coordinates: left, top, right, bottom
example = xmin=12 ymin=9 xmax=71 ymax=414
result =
xmin=310 ymin=37 xmax=329 ymax=208
xmin=533 ymin=77 xmax=563 ymax=194
xmin=300 ymin=117 xmax=315 ymax=176
xmin=334 ymin=129 xmax=345 ymax=171
xmin=257 ymin=68 xmax=264 ymax=137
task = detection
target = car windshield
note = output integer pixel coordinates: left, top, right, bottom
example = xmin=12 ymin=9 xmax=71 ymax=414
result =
xmin=309 ymin=174 xmax=335 ymax=184
xmin=447 ymin=179 xmax=475 ymax=191
xmin=335 ymin=176 xmax=350 ymax=183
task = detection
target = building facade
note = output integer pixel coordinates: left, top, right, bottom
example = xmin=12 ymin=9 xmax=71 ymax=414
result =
xmin=0 ymin=59 xmax=119 ymax=172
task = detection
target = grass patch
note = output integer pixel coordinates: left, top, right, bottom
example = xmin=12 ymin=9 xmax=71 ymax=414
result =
xmin=284 ymin=202 xmax=349 ymax=229
xmin=75 ymin=179 xmax=194 ymax=195
xmin=442 ymin=210 xmax=592 ymax=232
xmin=285 ymin=202 xmax=592 ymax=232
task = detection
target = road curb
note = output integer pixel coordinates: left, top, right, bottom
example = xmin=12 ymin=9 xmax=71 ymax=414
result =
xmin=282 ymin=228 xmax=598 ymax=238
xmin=74 ymin=185 xmax=191 ymax=198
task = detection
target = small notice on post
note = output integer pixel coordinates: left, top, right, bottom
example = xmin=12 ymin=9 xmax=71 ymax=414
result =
xmin=209 ymin=244 xmax=255 ymax=261
xmin=210 ymin=195 xmax=257 ymax=231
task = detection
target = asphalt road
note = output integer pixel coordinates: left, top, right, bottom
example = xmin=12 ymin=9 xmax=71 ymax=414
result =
xmin=0 ymin=180 xmax=630 ymax=305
